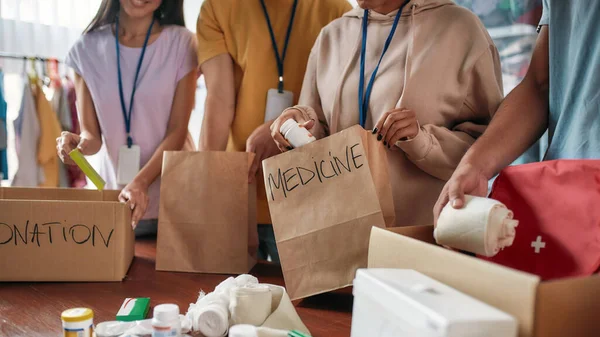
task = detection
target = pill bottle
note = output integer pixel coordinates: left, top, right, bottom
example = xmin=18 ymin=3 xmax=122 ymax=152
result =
xmin=152 ymin=304 xmax=181 ymax=337
xmin=279 ymin=119 xmax=316 ymax=149
xmin=61 ymin=308 xmax=94 ymax=337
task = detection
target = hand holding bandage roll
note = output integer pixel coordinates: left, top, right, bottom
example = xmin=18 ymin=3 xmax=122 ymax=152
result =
xmin=434 ymin=195 xmax=518 ymax=257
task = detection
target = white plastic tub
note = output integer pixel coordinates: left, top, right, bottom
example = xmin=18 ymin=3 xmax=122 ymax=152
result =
xmin=351 ymin=269 xmax=517 ymax=337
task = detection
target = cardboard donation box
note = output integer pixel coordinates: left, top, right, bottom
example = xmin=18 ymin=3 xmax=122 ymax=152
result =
xmin=156 ymin=151 xmax=257 ymax=274
xmin=263 ymin=125 xmax=395 ymax=300
xmin=0 ymin=188 xmax=134 ymax=282
xmin=369 ymin=226 xmax=600 ymax=337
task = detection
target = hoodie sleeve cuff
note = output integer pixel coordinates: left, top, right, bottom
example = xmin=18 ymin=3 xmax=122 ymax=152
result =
xmin=395 ymin=125 xmax=432 ymax=161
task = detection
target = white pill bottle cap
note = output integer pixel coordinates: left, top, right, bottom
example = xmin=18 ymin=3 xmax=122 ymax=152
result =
xmin=153 ymin=304 xmax=179 ymax=323
xmin=279 ymin=119 xmax=299 ymax=135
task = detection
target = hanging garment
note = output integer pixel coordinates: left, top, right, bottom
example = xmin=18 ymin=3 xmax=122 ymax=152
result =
xmin=12 ymin=80 xmax=42 ymax=187
xmin=52 ymin=82 xmax=72 ymax=188
xmin=51 ymin=82 xmax=73 ymax=131
xmin=64 ymin=78 xmax=87 ymax=188
xmin=33 ymin=82 xmax=62 ymax=188
xmin=0 ymin=71 xmax=8 ymax=180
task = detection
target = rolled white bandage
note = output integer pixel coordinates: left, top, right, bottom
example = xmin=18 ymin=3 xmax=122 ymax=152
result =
xmin=229 ymin=325 xmax=289 ymax=337
xmin=195 ymin=303 xmax=229 ymax=337
xmin=230 ymin=285 xmax=273 ymax=326
xmin=186 ymin=274 xmax=260 ymax=336
xmin=434 ymin=195 xmax=518 ymax=257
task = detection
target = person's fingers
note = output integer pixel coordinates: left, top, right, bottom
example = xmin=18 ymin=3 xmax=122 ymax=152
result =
xmin=59 ymin=133 xmax=76 ymax=153
xmin=448 ymin=178 xmax=466 ymax=209
xmin=271 ymin=125 xmax=292 ymax=152
xmin=57 ymin=138 xmax=76 ymax=165
xmin=299 ymin=119 xmax=316 ymax=131
xmin=433 ymin=185 xmax=450 ymax=227
xmin=286 ymin=108 xmax=309 ymax=124
xmin=60 ymin=150 xmax=74 ymax=165
xmin=62 ymin=132 xmax=79 ymax=148
xmin=118 ymin=190 xmax=132 ymax=208
xmin=378 ymin=109 xmax=410 ymax=145
xmin=77 ymin=137 xmax=89 ymax=153
xmin=373 ymin=110 xmax=392 ymax=139
xmin=385 ymin=118 xmax=415 ymax=148
xmin=131 ymin=200 xmax=145 ymax=229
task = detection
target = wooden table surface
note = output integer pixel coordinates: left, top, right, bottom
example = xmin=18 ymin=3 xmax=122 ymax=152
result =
xmin=0 ymin=238 xmax=353 ymax=337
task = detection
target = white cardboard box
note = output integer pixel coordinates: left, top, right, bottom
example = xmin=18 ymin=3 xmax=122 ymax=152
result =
xmin=368 ymin=226 xmax=600 ymax=337
xmin=351 ymin=269 xmax=517 ymax=337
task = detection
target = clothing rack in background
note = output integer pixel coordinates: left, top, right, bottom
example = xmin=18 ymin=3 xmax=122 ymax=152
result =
xmin=0 ymin=52 xmax=62 ymax=63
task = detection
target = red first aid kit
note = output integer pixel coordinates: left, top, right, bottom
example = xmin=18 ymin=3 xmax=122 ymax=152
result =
xmin=480 ymin=160 xmax=600 ymax=280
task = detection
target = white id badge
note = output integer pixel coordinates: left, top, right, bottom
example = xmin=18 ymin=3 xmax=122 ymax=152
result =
xmin=265 ymin=89 xmax=294 ymax=122
xmin=117 ymin=145 xmax=141 ymax=185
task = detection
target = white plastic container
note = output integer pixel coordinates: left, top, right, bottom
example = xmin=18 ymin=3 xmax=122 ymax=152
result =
xmin=152 ymin=304 xmax=181 ymax=337
xmin=61 ymin=308 xmax=94 ymax=337
xmin=351 ymin=269 xmax=517 ymax=337
xmin=279 ymin=119 xmax=316 ymax=148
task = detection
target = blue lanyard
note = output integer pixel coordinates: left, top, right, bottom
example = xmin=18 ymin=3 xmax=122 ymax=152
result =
xmin=115 ymin=15 xmax=155 ymax=148
xmin=358 ymin=1 xmax=410 ymax=128
xmin=259 ymin=0 xmax=298 ymax=93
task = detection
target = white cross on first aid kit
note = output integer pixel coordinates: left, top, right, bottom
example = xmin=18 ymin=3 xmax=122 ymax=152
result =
xmin=531 ymin=236 xmax=546 ymax=254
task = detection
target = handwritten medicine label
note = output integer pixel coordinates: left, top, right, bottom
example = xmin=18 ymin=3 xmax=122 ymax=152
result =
xmin=266 ymin=142 xmax=365 ymax=202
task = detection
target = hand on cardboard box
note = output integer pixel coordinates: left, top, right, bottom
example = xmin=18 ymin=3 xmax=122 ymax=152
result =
xmin=119 ymin=178 xmax=149 ymax=228
xmin=247 ymin=121 xmax=282 ymax=184
xmin=433 ymin=162 xmax=488 ymax=228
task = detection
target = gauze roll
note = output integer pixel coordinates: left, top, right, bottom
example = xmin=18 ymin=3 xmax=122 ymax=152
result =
xmin=186 ymin=274 xmax=259 ymax=337
xmin=434 ymin=195 xmax=518 ymax=257
xmin=229 ymin=324 xmax=289 ymax=337
xmin=187 ymin=292 xmax=229 ymax=337
xmin=230 ymin=284 xmax=273 ymax=326
xmin=195 ymin=303 xmax=229 ymax=337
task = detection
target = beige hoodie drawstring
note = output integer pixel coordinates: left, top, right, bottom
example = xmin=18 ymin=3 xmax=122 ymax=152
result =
xmin=400 ymin=4 xmax=417 ymax=108
xmin=330 ymin=23 xmax=364 ymax=134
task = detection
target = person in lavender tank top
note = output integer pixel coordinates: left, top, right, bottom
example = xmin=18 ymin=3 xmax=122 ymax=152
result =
xmin=57 ymin=0 xmax=198 ymax=236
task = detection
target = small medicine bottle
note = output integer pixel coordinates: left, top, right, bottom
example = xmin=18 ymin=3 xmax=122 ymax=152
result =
xmin=152 ymin=304 xmax=181 ymax=337
xmin=279 ymin=119 xmax=317 ymax=149
xmin=61 ymin=308 xmax=94 ymax=337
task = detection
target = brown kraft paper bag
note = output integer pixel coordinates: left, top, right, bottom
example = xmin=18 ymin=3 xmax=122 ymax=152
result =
xmin=262 ymin=125 xmax=395 ymax=300
xmin=156 ymin=151 xmax=258 ymax=274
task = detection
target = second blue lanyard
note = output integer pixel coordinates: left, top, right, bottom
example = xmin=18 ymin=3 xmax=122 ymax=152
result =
xmin=358 ymin=1 xmax=410 ymax=128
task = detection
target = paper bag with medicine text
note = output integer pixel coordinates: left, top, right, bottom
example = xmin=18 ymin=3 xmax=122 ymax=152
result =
xmin=157 ymin=151 xmax=258 ymax=274
xmin=262 ymin=125 xmax=395 ymax=300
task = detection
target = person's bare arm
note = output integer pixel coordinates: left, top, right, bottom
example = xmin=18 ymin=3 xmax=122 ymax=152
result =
xmin=119 ymin=70 xmax=197 ymax=226
xmin=57 ymin=74 xmax=102 ymax=164
xmin=198 ymin=54 xmax=235 ymax=151
xmin=433 ymin=27 xmax=550 ymax=223
xmin=463 ymin=27 xmax=550 ymax=179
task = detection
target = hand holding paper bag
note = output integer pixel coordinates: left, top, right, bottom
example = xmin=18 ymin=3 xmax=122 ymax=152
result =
xmin=434 ymin=195 xmax=518 ymax=257
xmin=263 ymin=125 xmax=395 ymax=300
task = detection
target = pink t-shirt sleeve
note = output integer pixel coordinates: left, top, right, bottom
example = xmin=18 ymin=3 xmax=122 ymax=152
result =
xmin=65 ymin=37 xmax=87 ymax=77
xmin=175 ymin=29 xmax=199 ymax=82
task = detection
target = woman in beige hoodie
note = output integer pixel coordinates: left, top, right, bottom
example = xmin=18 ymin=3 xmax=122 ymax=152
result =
xmin=271 ymin=0 xmax=503 ymax=227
